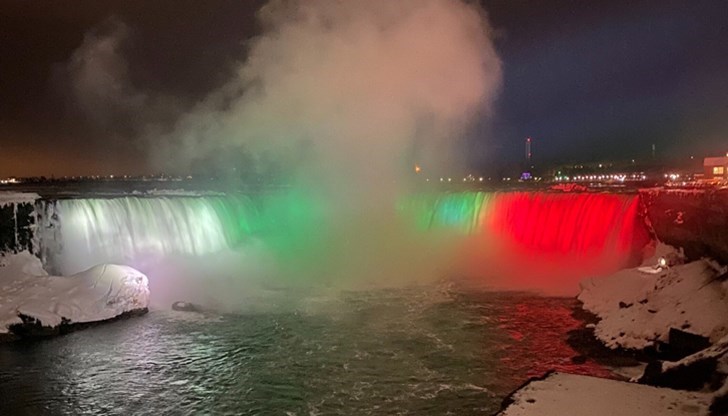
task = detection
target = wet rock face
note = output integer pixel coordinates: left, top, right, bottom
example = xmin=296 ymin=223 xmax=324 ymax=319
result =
xmin=0 ymin=202 xmax=35 ymax=254
xmin=639 ymin=356 xmax=719 ymax=391
xmin=641 ymin=189 xmax=728 ymax=264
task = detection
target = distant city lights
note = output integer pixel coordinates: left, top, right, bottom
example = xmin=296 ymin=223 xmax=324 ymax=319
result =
xmin=553 ymin=173 xmax=647 ymax=182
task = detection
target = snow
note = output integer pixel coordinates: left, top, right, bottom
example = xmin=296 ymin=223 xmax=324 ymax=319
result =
xmin=497 ymin=372 xmax=711 ymax=416
xmin=130 ymin=189 xmax=225 ymax=196
xmin=0 ymin=251 xmax=149 ymax=334
xmin=578 ymin=243 xmax=728 ymax=350
xmin=0 ymin=192 xmax=39 ymax=207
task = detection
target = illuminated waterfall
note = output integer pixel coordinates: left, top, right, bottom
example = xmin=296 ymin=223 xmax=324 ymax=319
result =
xmin=40 ymin=196 xmax=259 ymax=274
xmin=399 ymin=191 xmax=651 ymax=291
xmin=34 ymin=191 xmax=651 ymax=292
xmin=403 ymin=191 xmax=648 ymax=254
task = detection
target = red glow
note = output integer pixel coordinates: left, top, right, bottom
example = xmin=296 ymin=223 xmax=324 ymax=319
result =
xmin=493 ymin=298 xmax=615 ymax=380
xmin=459 ymin=193 xmax=651 ymax=294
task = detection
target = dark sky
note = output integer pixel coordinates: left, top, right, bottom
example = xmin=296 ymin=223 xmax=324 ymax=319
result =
xmin=1 ymin=0 xmax=726 ymax=176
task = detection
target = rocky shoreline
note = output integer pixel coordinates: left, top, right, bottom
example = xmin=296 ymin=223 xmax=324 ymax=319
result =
xmin=496 ymin=244 xmax=728 ymax=416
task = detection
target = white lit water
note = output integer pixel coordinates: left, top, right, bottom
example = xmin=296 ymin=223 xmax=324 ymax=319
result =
xmin=39 ymin=196 xmax=258 ymax=275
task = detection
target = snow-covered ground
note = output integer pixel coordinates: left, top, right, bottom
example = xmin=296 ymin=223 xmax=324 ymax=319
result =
xmin=130 ymin=189 xmax=226 ymax=197
xmin=0 ymin=251 xmax=149 ymax=335
xmin=0 ymin=192 xmax=39 ymax=207
xmin=578 ymin=243 xmax=728 ymax=350
xmin=497 ymin=372 xmax=711 ymax=416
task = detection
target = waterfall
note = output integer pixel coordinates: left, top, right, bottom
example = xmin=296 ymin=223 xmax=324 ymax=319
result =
xmin=38 ymin=196 xmax=259 ymax=275
xmin=483 ymin=192 xmax=647 ymax=256
xmin=398 ymin=191 xmax=651 ymax=291
xmin=403 ymin=191 xmax=648 ymax=256
xmin=25 ymin=191 xmax=652 ymax=293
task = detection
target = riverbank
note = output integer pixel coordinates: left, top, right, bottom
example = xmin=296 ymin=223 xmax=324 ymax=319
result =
xmin=497 ymin=242 xmax=728 ymax=415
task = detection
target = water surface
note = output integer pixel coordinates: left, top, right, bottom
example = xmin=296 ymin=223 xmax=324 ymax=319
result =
xmin=0 ymin=286 xmax=611 ymax=415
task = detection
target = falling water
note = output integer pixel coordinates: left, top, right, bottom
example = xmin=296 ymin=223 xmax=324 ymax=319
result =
xmin=38 ymin=196 xmax=259 ymax=275
xmin=34 ymin=191 xmax=651 ymax=294
xmin=398 ymin=191 xmax=651 ymax=292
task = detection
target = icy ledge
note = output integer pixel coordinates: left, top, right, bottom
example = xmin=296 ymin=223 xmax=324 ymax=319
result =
xmin=0 ymin=251 xmax=149 ymax=338
xmin=0 ymin=191 xmax=39 ymax=207
xmin=578 ymin=243 xmax=728 ymax=350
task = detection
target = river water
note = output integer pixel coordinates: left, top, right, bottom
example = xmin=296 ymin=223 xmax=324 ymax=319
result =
xmin=0 ymin=285 xmax=612 ymax=415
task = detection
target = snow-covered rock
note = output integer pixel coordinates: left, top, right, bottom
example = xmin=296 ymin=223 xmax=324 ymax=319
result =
xmin=496 ymin=372 xmax=711 ymax=416
xmin=578 ymin=243 xmax=728 ymax=350
xmin=0 ymin=251 xmax=149 ymax=336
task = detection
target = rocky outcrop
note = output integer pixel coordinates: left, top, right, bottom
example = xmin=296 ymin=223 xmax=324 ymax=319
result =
xmin=0 ymin=201 xmax=35 ymax=254
xmin=1 ymin=253 xmax=151 ymax=342
xmin=638 ymin=335 xmax=728 ymax=413
xmin=641 ymin=188 xmax=728 ymax=264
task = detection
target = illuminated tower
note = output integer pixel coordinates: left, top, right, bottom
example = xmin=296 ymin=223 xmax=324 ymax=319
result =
xmin=525 ymin=137 xmax=532 ymax=163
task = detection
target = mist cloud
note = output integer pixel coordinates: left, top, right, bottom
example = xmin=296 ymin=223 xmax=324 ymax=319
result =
xmin=54 ymin=0 xmax=505 ymax=297
xmin=158 ymin=0 xmax=502 ymax=187
xmin=59 ymin=18 xmax=180 ymax=141
xmin=59 ymin=19 xmax=142 ymax=127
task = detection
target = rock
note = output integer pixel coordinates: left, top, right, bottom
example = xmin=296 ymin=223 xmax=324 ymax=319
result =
xmin=172 ymin=301 xmax=203 ymax=313
xmin=641 ymin=189 xmax=728 ymax=264
xmin=711 ymin=391 xmax=728 ymax=416
xmin=639 ymin=335 xmax=728 ymax=391
xmin=566 ymin=327 xmax=644 ymax=367
xmin=7 ymin=308 xmax=148 ymax=340
xmin=663 ymin=328 xmax=712 ymax=360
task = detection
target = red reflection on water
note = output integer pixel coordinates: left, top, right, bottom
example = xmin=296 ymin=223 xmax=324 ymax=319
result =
xmin=493 ymin=297 xmax=615 ymax=381
xmin=457 ymin=193 xmax=652 ymax=294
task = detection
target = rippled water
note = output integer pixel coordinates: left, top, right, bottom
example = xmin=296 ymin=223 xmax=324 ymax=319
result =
xmin=0 ymin=285 xmax=611 ymax=415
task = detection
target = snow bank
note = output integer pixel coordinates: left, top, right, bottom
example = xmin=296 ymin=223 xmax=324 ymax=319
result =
xmin=0 ymin=252 xmax=149 ymax=334
xmin=497 ymin=372 xmax=711 ymax=416
xmin=0 ymin=192 xmax=40 ymax=207
xmin=578 ymin=243 xmax=728 ymax=350
xmin=131 ymin=189 xmax=225 ymax=197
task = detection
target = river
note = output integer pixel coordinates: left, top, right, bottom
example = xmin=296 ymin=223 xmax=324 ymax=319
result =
xmin=0 ymin=285 xmax=612 ymax=415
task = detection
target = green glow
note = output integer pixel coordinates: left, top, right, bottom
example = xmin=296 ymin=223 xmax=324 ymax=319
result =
xmin=209 ymin=195 xmax=259 ymax=245
xmin=251 ymin=189 xmax=332 ymax=280
xmin=397 ymin=192 xmax=494 ymax=233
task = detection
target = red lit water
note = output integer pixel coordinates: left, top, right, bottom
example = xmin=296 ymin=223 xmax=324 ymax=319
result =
xmin=422 ymin=192 xmax=653 ymax=294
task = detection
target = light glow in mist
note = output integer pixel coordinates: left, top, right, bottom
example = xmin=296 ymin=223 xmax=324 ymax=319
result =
xmin=160 ymin=0 xmax=502 ymax=188
xmin=59 ymin=0 xmax=505 ymax=308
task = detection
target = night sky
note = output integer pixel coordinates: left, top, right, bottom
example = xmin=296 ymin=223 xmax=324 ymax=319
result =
xmin=1 ymin=0 xmax=727 ymax=177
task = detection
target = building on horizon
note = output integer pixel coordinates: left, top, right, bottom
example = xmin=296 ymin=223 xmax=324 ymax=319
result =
xmin=704 ymin=155 xmax=728 ymax=181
